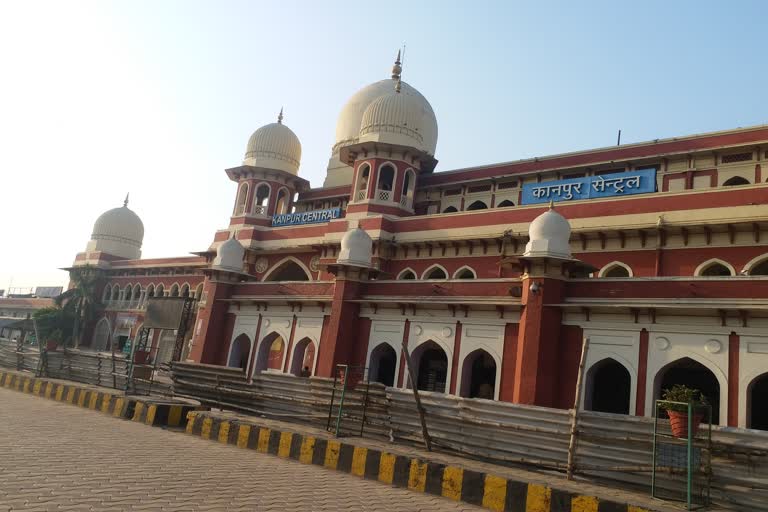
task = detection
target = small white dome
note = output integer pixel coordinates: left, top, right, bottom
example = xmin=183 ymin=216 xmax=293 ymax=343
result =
xmin=85 ymin=199 xmax=144 ymax=260
xmin=358 ymin=87 xmax=428 ymax=151
xmin=337 ymin=224 xmax=372 ymax=268
xmin=333 ymin=79 xmax=437 ymax=156
xmin=523 ymin=206 xmax=572 ymax=260
xmin=212 ymin=237 xmax=245 ymax=273
xmin=243 ymin=114 xmax=302 ymax=174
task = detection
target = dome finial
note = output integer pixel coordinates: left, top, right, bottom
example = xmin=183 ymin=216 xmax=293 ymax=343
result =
xmin=395 ymin=78 xmax=402 ymax=93
xmin=277 ymin=107 xmax=284 ymax=124
xmin=124 ymin=193 xmax=129 ymax=207
xmin=391 ymin=49 xmax=402 ymax=80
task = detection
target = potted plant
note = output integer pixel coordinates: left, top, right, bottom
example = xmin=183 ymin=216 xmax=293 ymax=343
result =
xmin=46 ymin=329 xmax=63 ymax=351
xmin=660 ymin=384 xmax=708 ymax=438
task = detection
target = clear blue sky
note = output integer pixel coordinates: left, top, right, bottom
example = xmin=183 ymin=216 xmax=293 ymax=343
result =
xmin=2 ymin=0 xmax=766 ymax=291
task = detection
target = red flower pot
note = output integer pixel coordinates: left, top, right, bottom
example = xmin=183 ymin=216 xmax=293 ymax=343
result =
xmin=668 ymin=410 xmax=704 ymax=438
xmin=46 ymin=340 xmax=59 ymax=351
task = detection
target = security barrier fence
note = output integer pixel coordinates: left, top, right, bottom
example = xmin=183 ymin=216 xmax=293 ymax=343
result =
xmin=171 ymin=361 xmax=768 ymax=512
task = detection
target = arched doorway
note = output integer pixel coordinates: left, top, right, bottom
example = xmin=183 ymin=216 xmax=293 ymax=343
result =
xmin=91 ymin=318 xmax=111 ymax=352
xmin=460 ymin=349 xmax=496 ymax=399
xmin=264 ymin=259 xmax=311 ymax=281
xmin=290 ymin=337 xmax=316 ymax=376
xmin=410 ymin=341 xmax=448 ymax=393
xmin=369 ymin=343 xmax=397 ymax=387
xmin=748 ymin=373 xmax=768 ymax=430
xmin=584 ymin=358 xmax=631 ymax=414
xmin=227 ymin=334 xmax=251 ymax=372
xmin=655 ymin=357 xmax=720 ymax=424
xmin=254 ymin=332 xmax=286 ymax=373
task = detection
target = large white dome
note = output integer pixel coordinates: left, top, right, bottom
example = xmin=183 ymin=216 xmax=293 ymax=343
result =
xmin=85 ymin=198 xmax=144 ymax=260
xmin=244 ymin=112 xmax=302 ymax=174
xmin=358 ymin=85 xmax=429 ymax=151
xmin=333 ymin=79 xmax=437 ymax=156
xmin=523 ymin=205 xmax=573 ymax=260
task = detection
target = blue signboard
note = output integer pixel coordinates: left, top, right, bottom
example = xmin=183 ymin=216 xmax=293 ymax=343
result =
xmin=521 ymin=168 xmax=657 ymax=205
xmin=272 ymin=207 xmax=342 ymax=227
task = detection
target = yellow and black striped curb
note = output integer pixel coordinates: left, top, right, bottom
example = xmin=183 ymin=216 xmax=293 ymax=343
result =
xmin=185 ymin=411 xmax=657 ymax=512
xmin=0 ymin=370 xmax=199 ymax=429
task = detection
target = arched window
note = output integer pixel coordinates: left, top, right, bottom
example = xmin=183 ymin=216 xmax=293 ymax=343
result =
xmin=251 ymin=183 xmax=271 ymax=215
xmin=746 ymin=255 xmax=768 ymax=276
xmin=155 ymin=283 xmax=165 ymax=297
xmin=400 ymin=169 xmax=416 ymax=209
xmin=453 ymin=266 xmax=476 ymax=279
xmin=460 ymin=349 xmax=496 ymax=399
xmin=369 ymin=343 xmax=397 ymax=387
xmin=497 ymin=200 xmax=515 ymax=208
xmin=377 ymin=164 xmax=395 ymax=201
xmin=442 ymin=206 xmax=458 ymax=213
xmin=234 ymin=182 xmax=249 ymax=216
xmin=723 ymin=176 xmax=750 ymax=186
xmin=180 ymin=283 xmax=190 ymax=298
xmin=132 ymin=284 xmax=142 ymax=307
xmin=748 ymin=372 xmax=768 ymax=430
xmin=289 ymin=337 xmax=316 ymax=376
xmin=169 ymin=283 xmax=180 ymax=297
xmin=466 ymin=200 xmax=488 ymax=211
xmin=397 ymin=269 xmax=417 ymax=280
xmin=599 ymin=262 xmax=632 ymax=278
xmin=102 ymin=285 xmax=112 ymax=303
xmin=194 ymin=283 xmax=204 ymax=300
xmin=145 ymin=284 xmax=155 ymax=300
xmin=254 ymin=332 xmax=286 ymax=373
xmin=275 ymin=188 xmax=289 ymax=215
xmin=410 ymin=341 xmax=448 ymax=393
xmin=584 ymin=358 xmax=631 ymax=414
xmin=263 ymin=257 xmax=312 ymax=282
xmin=227 ymin=334 xmax=252 ymax=372
xmin=423 ymin=265 xmax=448 ymax=280
xmin=355 ymin=164 xmax=370 ymax=201
xmin=654 ymin=357 xmax=721 ymax=425
xmin=695 ymin=259 xmax=735 ymax=277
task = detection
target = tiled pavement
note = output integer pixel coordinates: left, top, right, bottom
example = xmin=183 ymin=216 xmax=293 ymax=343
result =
xmin=0 ymin=387 xmax=480 ymax=511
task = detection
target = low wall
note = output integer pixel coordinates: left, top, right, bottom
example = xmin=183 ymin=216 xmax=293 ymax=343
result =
xmin=171 ymin=361 xmax=768 ymax=511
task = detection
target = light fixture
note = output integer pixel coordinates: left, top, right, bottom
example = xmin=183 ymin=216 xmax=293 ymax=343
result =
xmin=529 ymin=281 xmax=541 ymax=294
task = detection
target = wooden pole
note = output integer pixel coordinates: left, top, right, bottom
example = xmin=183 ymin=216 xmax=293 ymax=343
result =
xmin=566 ymin=336 xmax=590 ymax=480
xmin=401 ymin=342 xmax=432 ymax=451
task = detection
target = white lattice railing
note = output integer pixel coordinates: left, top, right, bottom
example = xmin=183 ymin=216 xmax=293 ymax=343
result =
xmin=400 ymin=195 xmax=411 ymax=208
xmin=252 ymin=204 xmax=266 ymax=215
xmin=356 ymin=190 xmax=366 ymax=201
xmin=378 ymin=189 xmax=392 ymax=201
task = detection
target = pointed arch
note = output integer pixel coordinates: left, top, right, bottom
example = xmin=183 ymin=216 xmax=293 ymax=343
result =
xmin=442 ymin=206 xmax=458 ymax=213
xmin=466 ymin=200 xmax=488 ymax=211
xmin=453 ymin=266 xmax=476 ymax=279
xmin=123 ymin=283 xmax=134 ymax=304
xmin=102 ymin=284 xmax=112 ymax=303
xmin=368 ymin=342 xmax=398 ymax=386
xmin=584 ymin=357 xmax=632 ymax=414
xmin=155 ymin=283 xmax=165 ymax=297
xmin=376 ymin=162 xmax=396 ymax=199
xmin=91 ymin=318 xmax=112 ymax=352
xmin=274 ymin=187 xmax=290 ymax=215
xmin=652 ymin=355 xmax=726 ymax=425
xmin=397 ymin=268 xmax=417 ymax=280
xmin=111 ymin=285 xmax=120 ymax=301
xmin=226 ymin=333 xmax=252 ymax=372
xmin=408 ymin=340 xmax=448 ymax=393
xmin=262 ymin=256 xmax=312 ymax=282
xmin=400 ymin=168 xmax=416 ymax=209
xmin=598 ymin=261 xmax=633 ymax=278
xmin=169 ymin=283 xmax=180 ymax=297
xmin=194 ymin=283 xmax=204 ymax=299
xmin=354 ymin=162 xmax=371 ymax=201
xmin=253 ymin=331 xmax=288 ymax=373
xmin=252 ymin=182 xmax=271 ymax=215
xmin=234 ymin=182 xmax=249 ymax=215
xmin=459 ymin=348 xmax=497 ymax=399
xmin=497 ymin=199 xmax=515 ymax=208
xmin=743 ymin=253 xmax=768 ymax=275
xmin=723 ymin=176 xmax=750 ymax=186
xmin=180 ymin=283 xmax=191 ymax=298
xmin=145 ymin=283 xmax=156 ymax=300
xmin=746 ymin=371 xmax=768 ymax=430
xmin=288 ymin=337 xmax=317 ymax=376
xmin=422 ymin=264 xmax=448 ymax=280
xmin=694 ymin=258 xmax=735 ymax=277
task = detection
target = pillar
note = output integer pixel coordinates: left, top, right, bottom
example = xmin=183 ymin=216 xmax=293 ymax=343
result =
xmin=728 ymin=332 xmax=739 ymax=427
xmin=315 ymin=269 xmax=363 ymax=377
xmin=188 ymin=275 xmax=234 ymax=364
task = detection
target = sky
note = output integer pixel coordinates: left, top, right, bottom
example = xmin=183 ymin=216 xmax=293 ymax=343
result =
xmin=1 ymin=0 xmax=767 ymax=292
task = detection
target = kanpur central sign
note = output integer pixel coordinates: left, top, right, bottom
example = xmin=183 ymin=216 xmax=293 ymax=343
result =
xmin=521 ymin=168 xmax=657 ymax=205
xmin=272 ymin=207 xmax=343 ymax=227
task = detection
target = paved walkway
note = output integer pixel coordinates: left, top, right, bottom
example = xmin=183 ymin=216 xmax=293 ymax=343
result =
xmin=0 ymin=387 xmax=480 ymax=511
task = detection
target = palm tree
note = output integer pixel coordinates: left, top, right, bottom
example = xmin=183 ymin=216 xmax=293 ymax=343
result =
xmin=56 ymin=266 xmax=102 ymax=349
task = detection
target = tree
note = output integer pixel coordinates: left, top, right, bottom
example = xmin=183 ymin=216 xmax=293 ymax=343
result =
xmin=32 ymin=306 xmax=74 ymax=347
xmin=56 ymin=267 xmax=102 ymax=348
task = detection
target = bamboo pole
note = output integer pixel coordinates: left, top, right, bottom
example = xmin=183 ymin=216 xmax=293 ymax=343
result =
xmin=401 ymin=341 xmax=432 ymax=451
xmin=566 ymin=336 xmax=589 ymax=480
